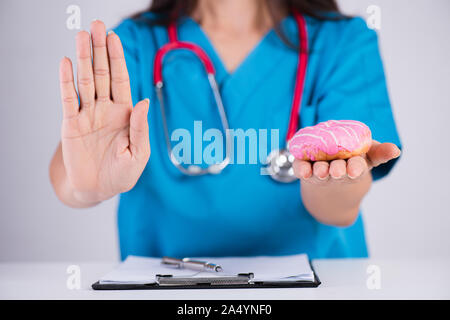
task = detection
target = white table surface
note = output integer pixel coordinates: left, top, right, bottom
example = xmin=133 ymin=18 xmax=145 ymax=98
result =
xmin=1 ymin=258 xmax=449 ymax=299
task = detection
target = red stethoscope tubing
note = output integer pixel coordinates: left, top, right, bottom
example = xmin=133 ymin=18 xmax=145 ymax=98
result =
xmin=153 ymin=11 xmax=308 ymax=143
xmin=287 ymin=11 xmax=308 ymax=141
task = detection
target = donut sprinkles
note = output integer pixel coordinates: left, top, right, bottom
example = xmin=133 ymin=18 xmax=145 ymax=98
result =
xmin=288 ymin=120 xmax=372 ymax=161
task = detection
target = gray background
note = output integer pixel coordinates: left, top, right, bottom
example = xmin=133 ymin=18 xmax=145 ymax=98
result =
xmin=0 ymin=0 xmax=449 ymax=262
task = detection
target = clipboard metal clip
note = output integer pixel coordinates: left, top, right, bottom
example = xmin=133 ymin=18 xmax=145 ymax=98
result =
xmin=155 ymin=273 xmax=254 ymax=286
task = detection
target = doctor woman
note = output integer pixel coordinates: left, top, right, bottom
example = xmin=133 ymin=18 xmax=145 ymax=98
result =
xmin=50 ymin=0 xmax=401 ymax=259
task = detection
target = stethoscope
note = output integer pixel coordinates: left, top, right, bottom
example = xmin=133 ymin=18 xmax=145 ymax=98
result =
xmin=153 ymin=11 xmax=308 ymax=183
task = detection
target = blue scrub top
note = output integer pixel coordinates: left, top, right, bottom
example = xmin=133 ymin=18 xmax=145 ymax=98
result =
xmin=113 ymin=13 xmax=401 ymax=260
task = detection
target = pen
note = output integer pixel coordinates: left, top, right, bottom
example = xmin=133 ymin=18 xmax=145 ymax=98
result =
xmin=161 ymin=256 xmax=223 ymax=272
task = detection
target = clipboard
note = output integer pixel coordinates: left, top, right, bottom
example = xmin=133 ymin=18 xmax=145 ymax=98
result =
xmin=91 ymin=260 xmax=321 ymax=290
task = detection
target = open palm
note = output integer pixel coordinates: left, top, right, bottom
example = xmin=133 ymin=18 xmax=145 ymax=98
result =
xmin=59 ymin=21 xmax=150 ymax=203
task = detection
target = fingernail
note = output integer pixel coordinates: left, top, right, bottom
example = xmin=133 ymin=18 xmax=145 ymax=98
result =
xmin=144 ymin=98 xmax=150 ymax=104
xmin=107 ymin=30 xmax=115 ymax=35
xmin=348 ymin=171 xmax=363 ymax=179
xmin=92 ymin=18 xmax=99 ymax=22
xmin=347 ymin=170 xmax=356 ymax=179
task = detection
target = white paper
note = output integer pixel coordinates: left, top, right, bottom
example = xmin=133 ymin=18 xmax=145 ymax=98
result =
xmin=99 ymin=254 xmax=314 ymax=285
xmin=99 ymin=256 xmax=197 ymax=284
xmin=199 ymin=254 xmax=314 ymax=281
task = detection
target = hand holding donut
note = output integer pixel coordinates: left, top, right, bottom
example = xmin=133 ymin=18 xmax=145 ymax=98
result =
xmin=289 ymin=120 xmax=401 ymax=183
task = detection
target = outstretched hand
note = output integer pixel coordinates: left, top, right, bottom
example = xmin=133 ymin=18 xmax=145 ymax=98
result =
xmin=293 ymin=141 xmax=401 ymax=184
xmin=58 ymin=20 xmax=150 ymax=204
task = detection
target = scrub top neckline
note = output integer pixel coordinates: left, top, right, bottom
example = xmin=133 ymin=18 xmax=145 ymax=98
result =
xmin=178 ymin=15 xmax=295 ymax=75
xmin=176 ymin=15 xmax=297 ymax=119
xmin=182 ymin=16 xmax=279 ymax=76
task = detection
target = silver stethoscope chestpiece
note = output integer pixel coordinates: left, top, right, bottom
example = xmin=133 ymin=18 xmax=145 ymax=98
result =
xmin=266 ymin=149 xmax=297 ymax=183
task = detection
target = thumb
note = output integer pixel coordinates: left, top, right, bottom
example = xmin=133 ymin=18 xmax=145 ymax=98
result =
xmin=366 ymin=140 xmax=401 ymax=168
xmin=129 ymin=98 xmax=150 ymax=161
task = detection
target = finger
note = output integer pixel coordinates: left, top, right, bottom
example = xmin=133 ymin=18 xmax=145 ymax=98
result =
xmin=129 ymin=99 xmax=150 ymax=161
xmin=293 ymin=160 xmax=312 ymax=180
xmin=367 ymin=141 xmax=401 ymax=168
xmin=76 ymin=31 xmax=95 ymax=110
xmin=107 ymin=31 xmax=132 ymax=104
xmin=59 ymin=57 xmax=79 ymax=119
xmin=347 ymin=156 xmax=368 ymax=179
xmin=313 ymin=161 xmax=329 ymax=181
xmin=90 ymin=20 xmax=110 ymax=102
xmin=329 ymin=159 xmax=346 ymax=179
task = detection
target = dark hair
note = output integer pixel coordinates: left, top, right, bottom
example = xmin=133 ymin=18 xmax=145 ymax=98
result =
xmin=132 ymin=0 xmax=345 ymax=49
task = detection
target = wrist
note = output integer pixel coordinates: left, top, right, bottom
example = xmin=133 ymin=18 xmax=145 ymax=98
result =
xmin=300 ymin=172 xmax=372 ymax=227
xmin=71 ymin=189 xmax=103 ymax=207
xmin=62 ymin=176 xmax=105 ymax=208
xmin=308 ymin=204 xmax=360 ymax=227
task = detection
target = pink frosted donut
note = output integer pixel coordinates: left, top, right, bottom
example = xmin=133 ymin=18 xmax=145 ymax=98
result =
xmin=288 ymin=120 xmax=372 ymax=161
